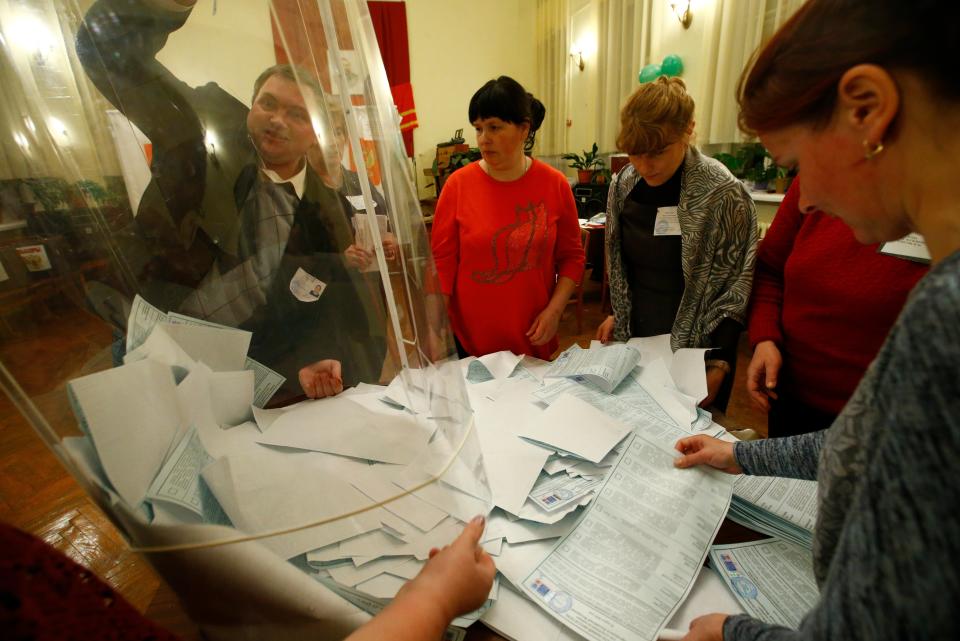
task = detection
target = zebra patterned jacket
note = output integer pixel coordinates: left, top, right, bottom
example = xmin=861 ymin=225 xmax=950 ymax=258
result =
xmin=605 ymin=146 xmax=758 ymax=350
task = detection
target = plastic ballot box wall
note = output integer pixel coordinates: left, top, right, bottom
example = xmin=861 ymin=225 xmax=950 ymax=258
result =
xmin=0 ymin=1 xmax=490 ymax=637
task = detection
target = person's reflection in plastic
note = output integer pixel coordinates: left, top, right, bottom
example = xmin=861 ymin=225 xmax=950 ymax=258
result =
xmin=77 ymin=0 xmax=383 ymax=400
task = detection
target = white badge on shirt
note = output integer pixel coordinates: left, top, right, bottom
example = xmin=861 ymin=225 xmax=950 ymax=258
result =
xmin=290 ymin=267 xmax=327 ymax=302
xmin=345 ymin=194 xmax=377 ymax=211
xmin=653 ymin=206 xmax=682 ymax=236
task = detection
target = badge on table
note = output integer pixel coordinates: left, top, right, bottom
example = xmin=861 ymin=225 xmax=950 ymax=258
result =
xmin=289 ymin=267 xmax=326 ymax=302
xmin=653 ymin=206 xmax=681 ymax=236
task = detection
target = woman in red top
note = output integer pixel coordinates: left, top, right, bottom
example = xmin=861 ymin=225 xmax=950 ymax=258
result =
xmin=747 ymin=176 xmax=927 ymax=437
xmin=431 ymin=76 xmax=585 ymax=359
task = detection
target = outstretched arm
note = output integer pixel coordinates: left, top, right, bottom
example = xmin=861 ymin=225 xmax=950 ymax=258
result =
xmin=345 ymin=516 xmax=495 ymax=641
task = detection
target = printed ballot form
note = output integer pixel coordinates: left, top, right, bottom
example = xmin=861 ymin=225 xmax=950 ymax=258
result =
xmin=710 ymin=539 xmax=818 ymax=628
xmin=521 ymin=419 xmax=734 ymax=641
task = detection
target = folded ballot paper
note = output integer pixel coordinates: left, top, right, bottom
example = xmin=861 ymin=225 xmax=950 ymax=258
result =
xmin=727 ymin=475 xmax=817 ymax=549
xmin=64 ymin=296 xmax=495 ymax=638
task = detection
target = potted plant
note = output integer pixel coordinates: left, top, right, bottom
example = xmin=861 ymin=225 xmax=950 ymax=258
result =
xmin=773 ymin=166 xmax=793 ymax=194
xmin=562 ymin=143 xmax=603 ymax=184
xmin=591 ymin=162 xmax=612 ymax=185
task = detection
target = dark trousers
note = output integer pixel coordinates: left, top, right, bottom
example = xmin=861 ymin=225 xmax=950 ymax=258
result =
xmin=767 ymin=390 xmax=837 ymax=438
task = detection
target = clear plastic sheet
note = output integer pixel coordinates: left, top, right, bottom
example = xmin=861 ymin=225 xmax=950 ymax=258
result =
xmin=0 ymin=0 xmax=489 ymax=636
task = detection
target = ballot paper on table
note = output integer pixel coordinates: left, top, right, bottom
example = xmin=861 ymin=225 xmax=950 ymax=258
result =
xmin=527 ymin=470 xmax=603 ymax=513
xmin=125 ymin=296 xmax=284 ymax=407
xmin=521 ymin=417 xmax=735 ymax=641
xmin=468 ymin=377 xmax=552 ymax=515
xmin=255 ymin=395 xmax=429 ymax=465
xmin=709 ymin=538 xmax=818 ymax=629
xmin=67 ymin=358 xmax=182 ymax=507
xmin=544 ymin=344 xmax=640 ymax=393
xmin=518 ymin=393 xmax=631 ymax=464
xmin=729 ymin=476 xmax=817 ymax=549
xmin=166 ymin=311 xmax=284 ymax=406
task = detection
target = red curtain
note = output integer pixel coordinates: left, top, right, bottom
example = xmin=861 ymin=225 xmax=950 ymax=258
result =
xmin=269 ymin=0 xmax=417 ymax=157
xmin=368 ymin=1 xmax=417 ymax=156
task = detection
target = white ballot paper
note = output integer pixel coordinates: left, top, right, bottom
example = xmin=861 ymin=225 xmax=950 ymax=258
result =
xmin=518 ymin=394 xmax=631 ymax=464
xmin=167 ymin=312 xmax=285 ymax=407
xmin=255 ymin=395 xmax=429 ymax=465
xmin=544 ymin=344 xmax=640 ymax=393
xmin=521 ymin=420 xmax=734 ymax=641
xmin=126 ymin=294 xmax=166 ymax=352
xmin=68 ymin=359 xmax=182 ymax=507
xmin=730 ymin=476 xmax=817 ymax=548
xmin=709 ymin=539 xmax=818 ymax=629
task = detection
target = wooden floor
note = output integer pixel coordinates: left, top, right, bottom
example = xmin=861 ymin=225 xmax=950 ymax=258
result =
xmin=0 ymin=279 xmax=766 ymax=639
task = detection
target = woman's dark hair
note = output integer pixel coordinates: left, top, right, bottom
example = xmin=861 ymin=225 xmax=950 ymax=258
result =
xmin=468 ymin=76 xmax=546 ymax=151
xmin=738 ymin=0 xmax=960 ymax=135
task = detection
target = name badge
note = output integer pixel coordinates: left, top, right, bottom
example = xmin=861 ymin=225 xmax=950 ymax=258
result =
xmin=346 ymin=194 xmax=377 ymax=211
xmin=289 ymin=267 xmax=327 ymax=302
xmin=653 ymin=206 xmax=681 ymax=236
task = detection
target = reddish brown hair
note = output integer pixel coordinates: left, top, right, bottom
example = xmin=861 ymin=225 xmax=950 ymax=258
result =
xmin=617 ymin=76 xmax=694 ymax=155
xmin=738 ymin=0 xmax=960 ymax=136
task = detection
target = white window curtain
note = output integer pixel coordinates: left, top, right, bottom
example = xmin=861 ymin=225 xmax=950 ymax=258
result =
xmin=0 ymin=0 xmax=119 ymax=181
xmin=700 ymin=0 xmax=806 ymax=144
xmin=594 ymin=0 xmax=653 ymax=153
xmin=535 ymin=0 xmax=570 ymax=156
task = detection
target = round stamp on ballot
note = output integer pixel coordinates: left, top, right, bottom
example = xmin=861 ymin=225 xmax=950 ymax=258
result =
xmin=549 ymin=591 xmax=574 ymax=613
xmin=731 ymin=577 xmax=759 ymax=599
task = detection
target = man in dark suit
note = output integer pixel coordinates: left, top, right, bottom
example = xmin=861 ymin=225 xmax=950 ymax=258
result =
xmin=77 ymin=0 xmax=383 ymax=399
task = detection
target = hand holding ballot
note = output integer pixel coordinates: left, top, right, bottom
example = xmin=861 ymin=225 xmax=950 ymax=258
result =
xmin=298 ymin=359 xmax=344 ymax=399
xmin=673 ymin=435 xmax=742 ymax=475
xmin=680 ymin=613 xmax=727 ymax=641
xmin=346 ymin=515 xmax=495 ymax=641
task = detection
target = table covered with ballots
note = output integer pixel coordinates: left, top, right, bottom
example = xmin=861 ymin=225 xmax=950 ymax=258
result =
xmin=63 ymin=295 xmax=820 ymax=640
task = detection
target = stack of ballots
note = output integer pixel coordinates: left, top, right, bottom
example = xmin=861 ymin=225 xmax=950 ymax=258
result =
xmin=65 ymin=295 xmax=496 ymax=637
xmin=727 ymin=475 xmax=817 ymax=549
xmin=423 ymin=340 xmax=740 ymax=641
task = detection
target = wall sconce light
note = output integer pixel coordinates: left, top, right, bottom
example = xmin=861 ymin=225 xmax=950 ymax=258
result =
xmin=570 ymin=48 xmax=585 ymax=72
xmin=670 ymin=1 xmax=693 ymax=29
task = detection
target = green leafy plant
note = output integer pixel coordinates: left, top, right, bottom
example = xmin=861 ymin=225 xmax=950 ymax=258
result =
xmin=561 ymin=142 xmax=603 ymax=171
xmin=591 ymin=163 xmax=612 ymax=185
xmin=24 ymin=177 xmax=70 ymax=212
xmin=712 ymin=152 xmax=744 ymax=178
xmin=75 ymin=179 xmax=109 ymax=205
xmin=448 ymin=147 xmax=482 ymax=171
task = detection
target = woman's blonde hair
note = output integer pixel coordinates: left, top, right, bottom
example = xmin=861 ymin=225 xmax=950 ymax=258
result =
xmin=616 ymin=76 xmax=695 ymax=155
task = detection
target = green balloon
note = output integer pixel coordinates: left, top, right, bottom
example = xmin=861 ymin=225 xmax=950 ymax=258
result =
xmin=638 ymin=63 xmax=662 ymax=83
xmin=661 ymin=54 xmax=684 ymax=77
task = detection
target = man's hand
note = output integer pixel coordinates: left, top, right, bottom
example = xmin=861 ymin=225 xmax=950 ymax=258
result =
xmin=595 ymin=315 xmax=615 ymax=343
xmin=681 ymin=613 xmax=727 ymax=641
xmin=526 ymin=306 xmax=562 ymax=346
xmin=345 ymin=244 xmax=374 ymax=270
xmin=747 ymin=340 xmax=782 ymax=412
xmin=382 ymin=233 xmax=399 ymax=262
xmin=298 ymin=359 xmax=343 ymax=399
xmin=674 ymin=435 xmax=742 ymax=474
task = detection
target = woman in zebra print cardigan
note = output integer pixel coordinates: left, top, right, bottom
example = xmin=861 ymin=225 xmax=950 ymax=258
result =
xmin=596 ymin=77 xmax=758 ymax=410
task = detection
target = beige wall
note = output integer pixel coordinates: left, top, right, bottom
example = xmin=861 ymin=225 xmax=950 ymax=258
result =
xmin=404 ymin=0 xmax=536 ymax=197
xmin=647 ymin=0 xmax=718 ymax=126
xmin=159 ymin=0 xmax=275 ymax=104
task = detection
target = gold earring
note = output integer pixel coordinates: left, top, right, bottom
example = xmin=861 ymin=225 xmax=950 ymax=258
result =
xmin=863 ymin=139 xmax=885 ymax=160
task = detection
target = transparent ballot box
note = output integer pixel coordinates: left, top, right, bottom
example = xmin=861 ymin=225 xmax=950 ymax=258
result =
xmin=0 ymin=0 xmax=489 ymax=638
